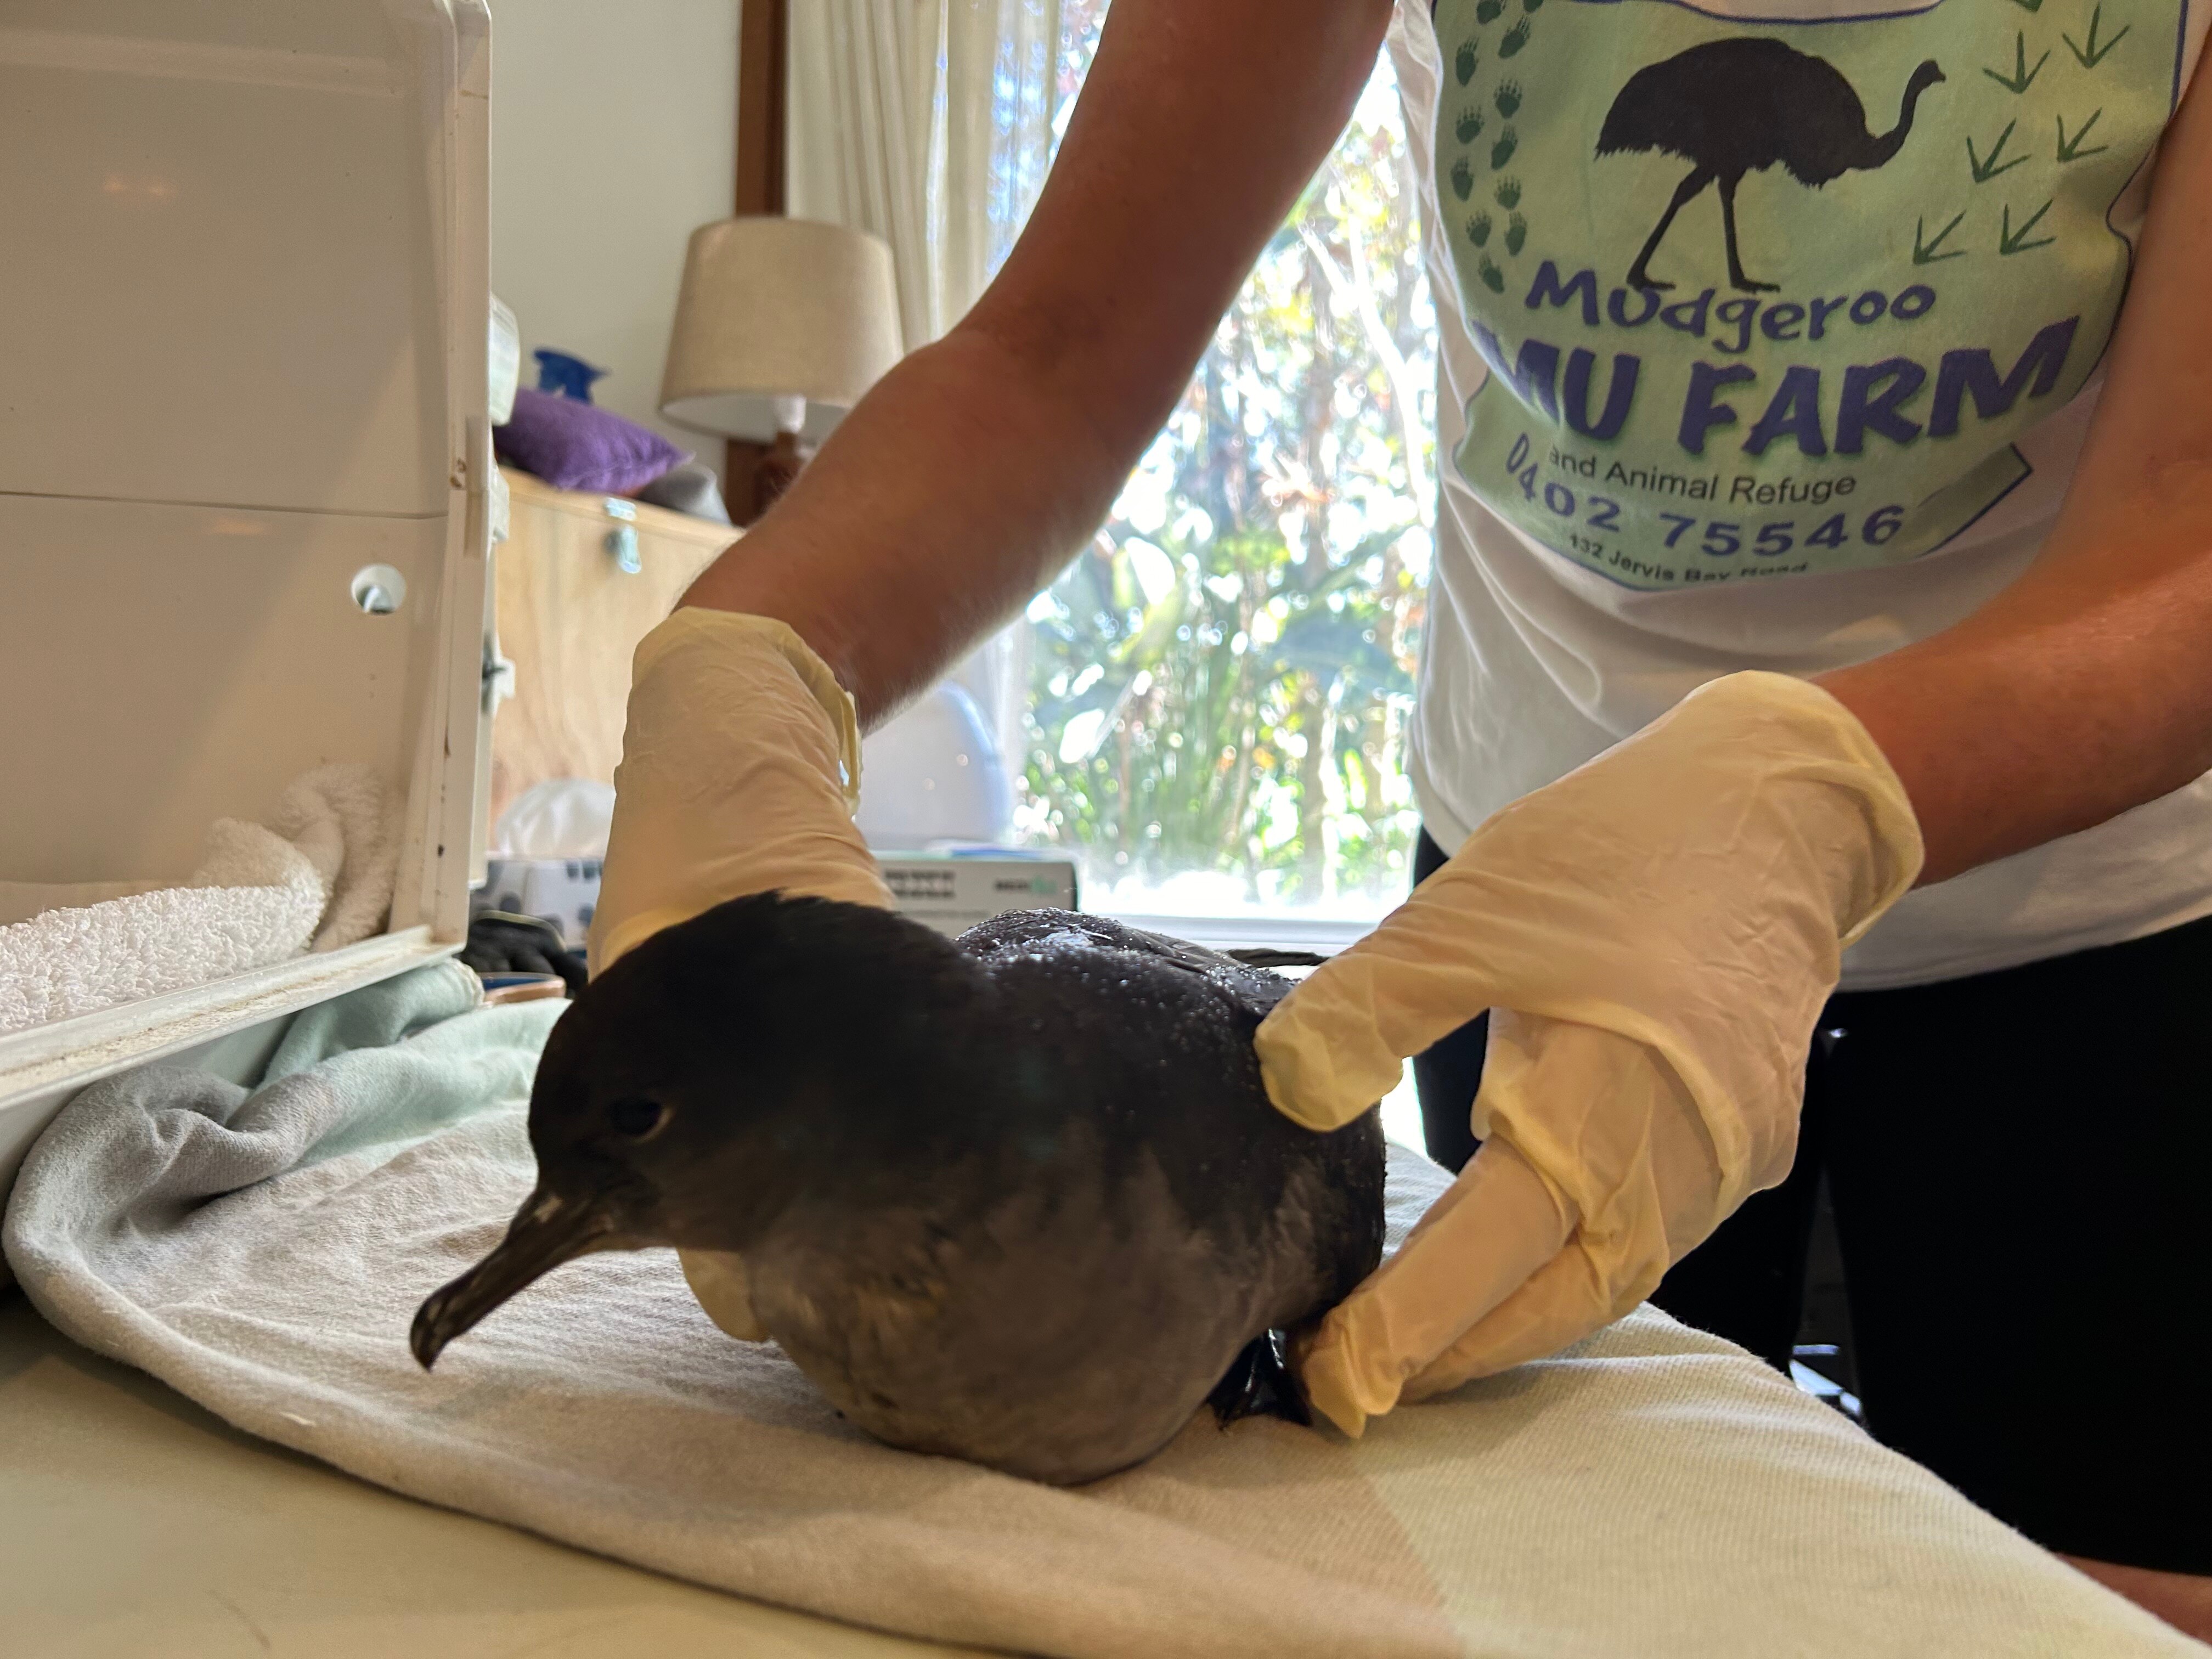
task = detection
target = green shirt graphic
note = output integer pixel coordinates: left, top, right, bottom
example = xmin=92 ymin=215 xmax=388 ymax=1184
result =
xmin=1434 ymin=0 xmax=2185 ymax=589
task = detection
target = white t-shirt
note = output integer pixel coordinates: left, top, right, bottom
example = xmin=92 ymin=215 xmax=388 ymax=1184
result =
xmin=1389 ymin=0 xmax=2212 ymax=988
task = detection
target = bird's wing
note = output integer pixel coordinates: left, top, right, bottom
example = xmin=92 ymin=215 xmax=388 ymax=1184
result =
xmin=955 ymin=909 xmax=1296 ymax=1022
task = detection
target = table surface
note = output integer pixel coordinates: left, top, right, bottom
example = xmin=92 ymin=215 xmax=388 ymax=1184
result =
xmin=0 ymin=1293 xmax=990 ymax=1659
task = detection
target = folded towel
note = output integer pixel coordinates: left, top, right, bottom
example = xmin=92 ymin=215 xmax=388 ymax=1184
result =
xmin=264 ymin=763 xmax=402 ymax=953
xmin=3 ymin=964 xmax=2191 ymax=1659
xmin=0 ymin=763 xmax=400 ymax=1036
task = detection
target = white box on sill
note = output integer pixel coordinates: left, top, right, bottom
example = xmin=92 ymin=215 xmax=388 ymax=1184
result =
xmin=469 ymin=853 xmax=1079 ymax=952
xmin=472 ymin=859 xmax=603 ymax=952
xmin=0 ymin=3 xmax=493 ymax=1194
xmin=877 ymin=854 xmax=1080 ymax=937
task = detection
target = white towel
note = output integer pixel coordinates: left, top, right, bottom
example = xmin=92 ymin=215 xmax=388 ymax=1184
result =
xmin=263 ymin=763 xmax=403 ymax=954
xmin=2 ymin=962 xmax=2193 ymax=1659
xmin=0 ymin=763 xmax=399 ymax=1036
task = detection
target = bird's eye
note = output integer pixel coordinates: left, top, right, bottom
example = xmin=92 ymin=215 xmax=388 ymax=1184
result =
xmin=606 ymin=1097 xmax=669 ymax=1139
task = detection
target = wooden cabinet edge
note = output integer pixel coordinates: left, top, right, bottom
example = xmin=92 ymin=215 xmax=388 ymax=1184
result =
xmin=499 ymin=466 xmax=742 ymax=555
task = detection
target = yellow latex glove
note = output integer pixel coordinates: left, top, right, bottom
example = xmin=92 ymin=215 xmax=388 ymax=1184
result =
xmin=1254 ymin=672 xmax=1923 ymax=1436
xmin=588 ymin=608 xmax=893 ymax=1348
xmin=588 ymin=607 xmax=892 ymax=978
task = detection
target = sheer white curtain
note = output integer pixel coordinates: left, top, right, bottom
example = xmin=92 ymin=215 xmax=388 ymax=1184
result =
xmin=787 ymin=0 xmax=1062 ymax=347
xmin=787 ymin=0 xmax=1064 ymax=827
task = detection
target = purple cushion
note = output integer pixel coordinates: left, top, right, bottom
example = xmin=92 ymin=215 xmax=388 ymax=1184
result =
xmin=494 ymin=387 xmax=690 ymax=494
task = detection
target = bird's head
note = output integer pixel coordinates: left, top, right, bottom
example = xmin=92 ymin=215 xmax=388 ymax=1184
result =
xmin=410 ymin=891 xmax=979 ymax=1369
xmin=1909 ymin=58 xmax=1946 ymax=92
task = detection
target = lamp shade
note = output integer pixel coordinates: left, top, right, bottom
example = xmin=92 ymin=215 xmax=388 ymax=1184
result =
xmin=659 ymin=217 xmax=903 ymax=445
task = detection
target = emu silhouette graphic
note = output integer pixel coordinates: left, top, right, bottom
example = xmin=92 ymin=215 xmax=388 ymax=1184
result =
xmin=1596 ymin=39 xmax=1945 ymax=292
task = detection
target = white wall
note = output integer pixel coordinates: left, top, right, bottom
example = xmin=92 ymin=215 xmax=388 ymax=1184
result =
xmin=489 ymin=0 xmax=738 ymax=477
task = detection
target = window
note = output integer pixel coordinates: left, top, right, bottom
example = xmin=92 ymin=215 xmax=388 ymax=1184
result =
xmin=1016 ymin=13 xmax=1438 ymax=933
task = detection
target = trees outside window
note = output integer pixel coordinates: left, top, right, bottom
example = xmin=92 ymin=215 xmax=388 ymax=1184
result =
xmin=1018 ymin=12 xmax=1437 ymax=922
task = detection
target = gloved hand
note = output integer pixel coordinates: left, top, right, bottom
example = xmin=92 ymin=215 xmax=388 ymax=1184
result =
xmin=588 ymin=607 xmax=892 ymax=978
xmin=1254 ymin=672 xmax=1922 ymax=1436
xmin=588 ymin=608 xmax=894 ymax=1348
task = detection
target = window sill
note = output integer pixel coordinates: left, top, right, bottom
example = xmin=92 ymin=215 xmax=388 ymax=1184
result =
xmin=1095 ymin=910 xmax=1377 ymax=956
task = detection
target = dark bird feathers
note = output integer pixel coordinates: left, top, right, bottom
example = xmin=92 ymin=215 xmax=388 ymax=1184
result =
xmin=413 ymin=896 xmax=1384 ymax=1485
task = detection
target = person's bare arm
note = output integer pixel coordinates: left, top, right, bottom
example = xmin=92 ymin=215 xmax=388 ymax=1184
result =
xmin=684 ymin=0 xmax=1395 ymax=724
xmin=1819 ymin=72 xmax=2212 ymax=883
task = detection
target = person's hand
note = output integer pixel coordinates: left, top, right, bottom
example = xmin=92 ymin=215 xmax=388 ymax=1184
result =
xmin=1252 ymin=673 xmax=1923 ymax=1436
xmin=585 ymin=608 xmax=892 ymax=1350
xmin=588 ymin=608 xmax=891 ymax=978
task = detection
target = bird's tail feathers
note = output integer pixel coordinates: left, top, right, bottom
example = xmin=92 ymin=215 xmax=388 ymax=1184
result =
xmin=1207 ymin=1329 xmax=1313 ymax=1428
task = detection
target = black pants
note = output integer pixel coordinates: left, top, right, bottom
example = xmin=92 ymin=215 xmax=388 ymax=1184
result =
xmin=1410 ymin=829 xmax=2212 ymax=1574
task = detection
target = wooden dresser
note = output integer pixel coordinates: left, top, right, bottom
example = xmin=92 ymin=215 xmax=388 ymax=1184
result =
xmin=488 ymin=467 xmax=739 ymax=833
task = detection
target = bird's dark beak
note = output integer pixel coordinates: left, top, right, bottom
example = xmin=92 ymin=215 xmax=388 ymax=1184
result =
xmin=410 ymin=1185 xmax=618 ymax=1369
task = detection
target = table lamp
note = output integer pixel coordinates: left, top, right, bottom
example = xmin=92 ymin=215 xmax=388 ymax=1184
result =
xmin=659 ymin=217 xmax=903 ymax=513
